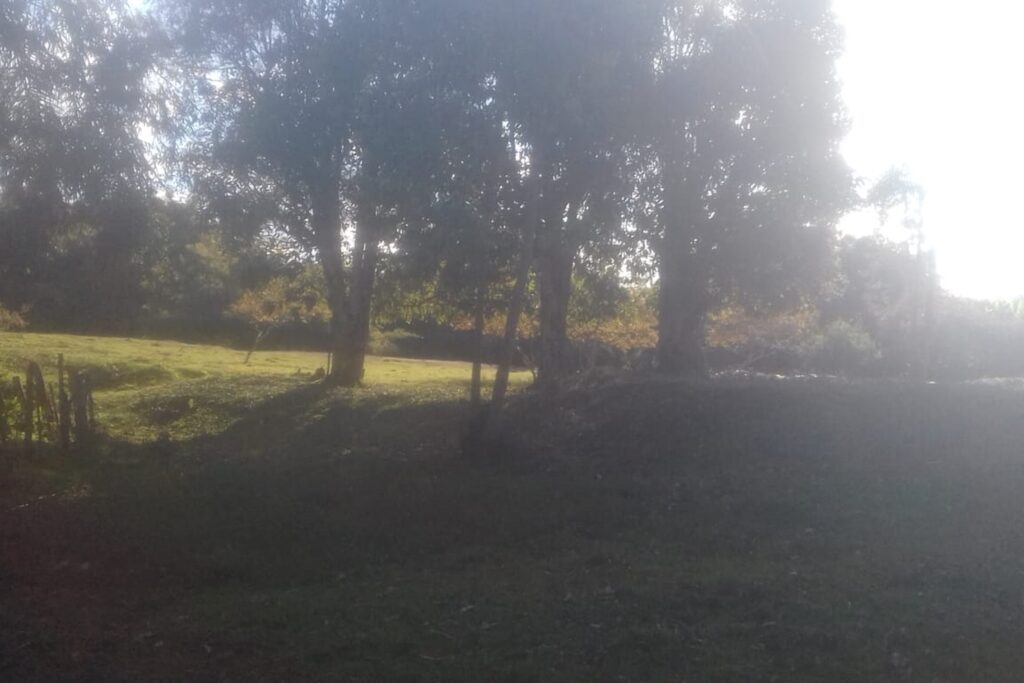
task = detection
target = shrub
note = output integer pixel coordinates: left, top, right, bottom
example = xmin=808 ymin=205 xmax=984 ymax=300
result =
xmin=0 ymin=305 xmax=27 ymax=331
xmin=808 ymin=321 xmax=881 ymax=376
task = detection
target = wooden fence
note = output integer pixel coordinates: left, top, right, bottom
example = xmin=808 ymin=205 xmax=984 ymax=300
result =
xmin=0 ymin=355 xmax=96 ymax=459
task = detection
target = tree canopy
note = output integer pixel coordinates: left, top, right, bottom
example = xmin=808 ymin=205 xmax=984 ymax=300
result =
xmin=1 ymin=0 xmax=157 ymax=326
xmin=3 ymin=0 xmax=861 ymax=390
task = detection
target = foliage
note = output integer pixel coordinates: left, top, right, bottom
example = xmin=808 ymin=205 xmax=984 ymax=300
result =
xmin=706 ymin=305 xmax=819 ymax=351
xmin=807 ymin=320 xmax=881 ymax=376
xmin=927 ymin=297 xmax=1024 ymax=380
xmin=139 ymin=200 xmax=245 ymax=322
xmin=3 ymin=0 xmax=1010 ymax=390
xmin=378 ymin=277 xmax=658 ymax=352
xmin=867 ymin=166 xmax=926 ymax=241
xmin=230 ymin=267 xmax=331 ymax=330
xmin=0 ymin=0 xmax=157 ymax=327
xmin=820 ymin=235 xmax=936 ymax=373
xmin=0 ymin=305 xmax=27 ymax=332
xmin=639 ymin=0 xmax=854 ymax=374
xmin=567 ymin=284 xmax=658 ymax=349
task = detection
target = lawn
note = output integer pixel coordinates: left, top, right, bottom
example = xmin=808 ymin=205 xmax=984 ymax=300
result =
xmin=0 ymin=331 xmax=520 ymax=442
xmin=3 ymin=332 xmax=1024 ymax=681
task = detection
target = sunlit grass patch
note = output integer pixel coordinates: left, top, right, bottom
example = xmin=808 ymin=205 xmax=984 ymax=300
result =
xmin=0 ymin=331 xmax=528 ymax=443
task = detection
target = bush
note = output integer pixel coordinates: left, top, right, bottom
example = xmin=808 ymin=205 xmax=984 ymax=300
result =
xmin=807 ymin=321 xmax=881 ymax=376
xmin=0 ymin=305 xmax=27 ymax=331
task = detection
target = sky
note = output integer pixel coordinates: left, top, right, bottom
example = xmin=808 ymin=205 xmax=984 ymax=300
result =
xmin=833 ymin=0 xmax=1024 ymax=301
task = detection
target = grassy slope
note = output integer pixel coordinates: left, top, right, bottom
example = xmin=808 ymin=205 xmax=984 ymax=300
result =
xmin=4 ymin=332 xmax=1024 ymax=681
xmin=0 ymin=331 xmax=517 ymax=442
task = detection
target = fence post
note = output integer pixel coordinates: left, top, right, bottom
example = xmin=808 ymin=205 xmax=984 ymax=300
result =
xmin=0 ymin=380 xmax=9 ymax=448
xmin=26 ymin=363 xmax=55 ymax=442
xmin=57 ymin=355 xmax=71 ymax=450
xmin=71 ymin=370 xmax=94 ymax=447
xmin=13 ymin=375 xmax=31 ymax=456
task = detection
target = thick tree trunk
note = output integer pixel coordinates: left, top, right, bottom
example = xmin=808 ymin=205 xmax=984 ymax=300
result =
xmin=334 ymin=222 xmax=379 ymax=386
xmin=310 ymin=178 xmax=354 ymax=387
xmin=536 ymin=233 xmax=574 ymax=392
xmin=656 ymin=241 xmax=710 ymax=378
xmin=655 ymin=153 xmax=713 ymax=379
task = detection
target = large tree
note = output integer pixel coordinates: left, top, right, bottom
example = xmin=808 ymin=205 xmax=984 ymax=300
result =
xmin=386 ymin=91 xmax=522 ymax=406
xmin=159 ymin=0 xmax=431 ymax=385
xmin=645 ymin=0 xmax=854 ymax=376
xmin=0 ymin=0 xmax=156 ymax=327
xmin=471 ymin=0 xmax=664 ymax=391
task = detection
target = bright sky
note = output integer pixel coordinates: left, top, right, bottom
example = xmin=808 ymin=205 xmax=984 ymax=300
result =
xmin=834 ymin=0 xmax=1024 ymax=301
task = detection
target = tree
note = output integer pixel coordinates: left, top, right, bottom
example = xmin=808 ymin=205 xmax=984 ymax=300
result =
xmin=229 ymin=268 xmax=330 ymax=364
xmin=392 ymin=109 xmax=521 ymax=406
xmin=0 ymin=0 xmax=156 ymax=328
xmin=867 ymin=167 xmax=927 ymax=254
xmin=823 ymin=235 xmax=937 ymax=377
xmin=140 ymin=198 xmax=241 ymax=325
xmin=159 ymin=0 xmax=428 ymax=385
xmin=866 ymin=168 xmax=934 ymax=378
xmin=469 ymin=0 xmax=664 ymax=391
xmin=643 ymin=0 xmax=854 ymax=376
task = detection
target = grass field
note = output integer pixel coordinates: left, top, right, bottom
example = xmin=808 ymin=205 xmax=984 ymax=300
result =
xmin=3 ymin=332 xmax=1024 ymax=681
xmin=0 ymin=331 xmax=518 ymax=442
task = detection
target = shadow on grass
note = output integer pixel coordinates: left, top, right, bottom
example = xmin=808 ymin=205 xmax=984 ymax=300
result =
xmin=8 ymin=378 xmax=1024 ymax=681
xmin=5 ymin=380 xmax=589 ymax=589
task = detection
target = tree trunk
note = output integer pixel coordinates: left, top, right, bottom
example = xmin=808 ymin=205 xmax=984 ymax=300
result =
xmin=536 ymin=233 xmax=574 ymax=392
xmin=489 ymin=248 xmax=532 ymax=415
xmin=244 ymin=327 xmax=271 ymax=366
xmin=656 ymin=241 xmax=710 ymax=378
xmin=488 ymin=160 xmax=544 ymax=418
xmin=470 ymin=290 xmax=485 ymax=407
xmin=334 ymin=221 xmax=379 ymax=386
xmin=70 ymin=371 xmax=93 ymax=446
xmin=655 ymin=153 xmax=713 ymax=379
xmin=310 ymin=177 xmax=354 ymax=387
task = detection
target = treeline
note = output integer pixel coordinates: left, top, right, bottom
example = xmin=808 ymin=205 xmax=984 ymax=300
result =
xmin=2 ymin=0 xmax=1019 ymax=392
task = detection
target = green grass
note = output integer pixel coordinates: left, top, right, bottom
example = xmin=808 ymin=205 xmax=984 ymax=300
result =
xmin=4 ymin=332 xmax=1024 ymax=681
xmin=0 ymin=331 xmax=524 ymax=442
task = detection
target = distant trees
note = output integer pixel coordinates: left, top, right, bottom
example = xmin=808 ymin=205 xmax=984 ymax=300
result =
xmin=140 ymin=199 xmax=242 ymax=325
xmin=0 ymin=305 xmax=27 ymax=332
xmin=821 ymin=235 xmax=936 ymax=376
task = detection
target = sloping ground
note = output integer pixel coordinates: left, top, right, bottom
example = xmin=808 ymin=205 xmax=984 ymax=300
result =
xmin=0 ymin=331 xmax=518 ymax=442
xmin=4 ymin=348 xmax=1024 ymax=681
